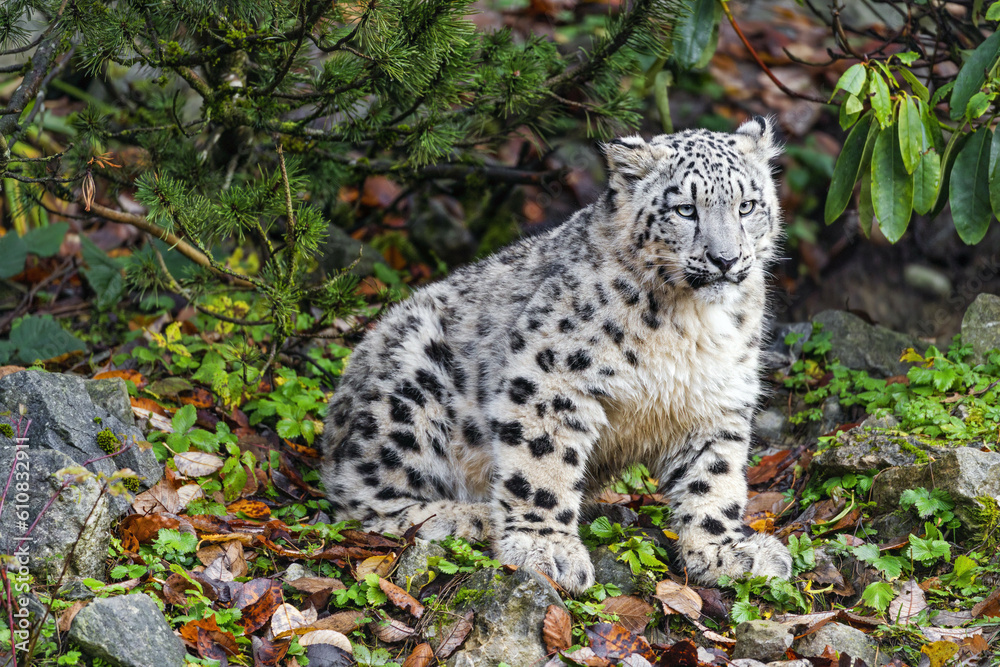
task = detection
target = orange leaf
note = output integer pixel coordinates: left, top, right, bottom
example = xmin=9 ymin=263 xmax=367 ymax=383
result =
xmin=378 ymin=578 xmax=425 ymax=619
xmin=585 ymin=622 xmax=655 ymax=662
xmin=94 ymin=369 xmax=147 ymax=389
xmin=178 ymin=387 xmax=214 ymax=409
xmin=542 ymin=604 xmax=572 ymax=653
xmin=402 ymin=642 xmax=434 ymax=667
xmin=129 ymin=396 xmax=168 ymax=416
xmin=226 ymin=499 xmax=271 ymax=519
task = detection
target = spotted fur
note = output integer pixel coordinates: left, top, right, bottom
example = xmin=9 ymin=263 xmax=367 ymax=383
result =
xmin=320 ymin=117 xmax=793 ymax=593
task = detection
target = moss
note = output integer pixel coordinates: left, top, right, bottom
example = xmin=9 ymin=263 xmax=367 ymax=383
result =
xmin=0 ymin=423 xmax=13 ymax=438
xmin=453 ymin=588 xmax=486 ymax=605
xmin=93 ymin=416 xmax=102 ymax=425
xmin=122 ymin=477 xmax=141 ymax=493
xmin=971 ymin=496 xmax=1000 ymax=551
xmin=96 ymin=428 xmax=121 ymax=454
xmin=895 ymin=438 xmax=930 ymax=465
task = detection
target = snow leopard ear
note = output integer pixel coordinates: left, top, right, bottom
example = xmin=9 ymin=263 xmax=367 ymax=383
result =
xmin=601 ymin=136 xmax=656 ymax=186
xmin=735 ymin=115 xmax=782 ymax=162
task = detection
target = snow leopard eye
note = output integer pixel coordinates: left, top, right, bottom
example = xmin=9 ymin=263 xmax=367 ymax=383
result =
xmin=675 ymin=204 xmax=696 ymax=219
xmin=739 ymin=200 xmax=756 ymax=216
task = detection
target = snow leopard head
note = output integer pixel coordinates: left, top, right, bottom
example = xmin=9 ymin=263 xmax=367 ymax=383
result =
xmin=602 ymin=116 xmax=783 ymax=302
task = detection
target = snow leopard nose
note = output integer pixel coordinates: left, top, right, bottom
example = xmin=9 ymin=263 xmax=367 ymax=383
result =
xmin=707 ymin=252 xmax=737 ymax=274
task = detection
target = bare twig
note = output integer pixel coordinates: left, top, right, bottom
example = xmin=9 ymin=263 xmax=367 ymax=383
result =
xmin=720 ymin=1 xmax=828 ymax=105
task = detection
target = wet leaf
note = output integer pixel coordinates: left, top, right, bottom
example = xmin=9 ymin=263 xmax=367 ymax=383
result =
xmin=747 ymin=450 xmax=791 ymax=485
xmin=120 ymin=513 xmax=180 ymax=543
xmin=921 ymin=640 xmax=960 ymax=667
xmin=226 ymin=499 xmax=270 ymax=519
xmin=600 ymin=596 xmax=654 ymax=635
xmin=356 ymin=554 xmax=395 ymax=579
xmin=897 ymin=96 xmax=923 ymax=174
xmin=972 ymin=587 xmax=1000 ymax=618
xmin=370 ymin=611 xmax=417 ymax=643
xmin=174 ymin=451 xmax=224 ymax=477
xmin=435 ymin=609 xmax=474 ymax=658
xmin=236 ymin=579 xmax=283 ymax=632
xmin=271 ymin=602 xmax=312 ymax=638
xmin=299 ymin=629 xmax=352 ymax=653
xmin=888 ymin=579 xmax=927 ymax=624
xmin=654 ymin=579 xmax=703 ymax=620
xmin=288 ymin=577 xmax=347 ymax=593
xmin=585 ymin=622 xmax=655 ymax=661
xmin=378 ymin=577 xmax=425 ymax=619
xmin=312 ymin=610 xmax=367 ymax=634
xmin=402 ymin=642 xmax=434 ymax=667
xmin=543 ymin=604 xmax=573 ymax=653
xmin=912 ymin=149 xmax=941 ymax=215
xmin=93 ymin=369 xmax=147 ymax=389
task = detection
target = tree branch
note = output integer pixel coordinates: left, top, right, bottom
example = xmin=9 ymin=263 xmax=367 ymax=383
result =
xmin=87 ymin=202 xmax=254 ymax=287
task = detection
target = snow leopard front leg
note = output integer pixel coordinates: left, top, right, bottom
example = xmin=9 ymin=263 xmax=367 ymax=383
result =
xmin=659 ymin=421 xmax=792 ymax=584
xmin=487 ymin=379 xmax=606 ymax=594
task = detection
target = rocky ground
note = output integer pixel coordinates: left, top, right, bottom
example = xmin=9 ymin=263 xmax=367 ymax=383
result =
xmin=0 ymin=295 xmax=998 ymax=666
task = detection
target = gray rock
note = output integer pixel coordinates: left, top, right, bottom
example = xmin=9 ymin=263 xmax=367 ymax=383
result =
xmin=392 ymin=538 xmax=447 ymax=592
xmin=0 ymin=447 xmax=112 ymax=581
xmin=732 ymin=620 xmax=794 ymax=662
xmin=68 ymin=593 xmax=187 ymax=667
xmin=447 ymin=568 xmax=566 ymax=667
xmin=793 ymin=622 xmax=878 ymax=666
xmin=754 ymin=409 xmax=788 ymax=445
xmin=813 ymin=417 xmax=935 ymax=475
xmin=872 ymin=446 xmax=1000 ymax=531
xmin=767 ymin=661 xmax=813 ymax=667
xmin=0 ymin=370 xmax=161 ymax=515
xmin=812 ymin=311 xmax=927 ymax=377
xmin=320 ymin=225 xmax=381 ymax=277
xmin=590 ymin=546 xmax=636 ymax=595
xmin=0 ymin=371 xmax=161 ymax=581
xmin=732 ymin=660 xmax=768 ymax=667
xmin=961 ymin=293 xmax=1000 ymax=362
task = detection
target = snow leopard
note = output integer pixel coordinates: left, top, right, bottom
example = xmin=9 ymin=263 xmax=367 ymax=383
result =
xmin=319 ymin=116 xmax=793 ymax=594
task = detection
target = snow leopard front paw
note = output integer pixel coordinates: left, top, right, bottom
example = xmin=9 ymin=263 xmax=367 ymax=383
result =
xmin=683 ymin=532 xmax=792 ymax=584
xmin=497 ymin=530 xmax=596 ymax=594
xmin=734 ymin=532 xmax=793 ymax=579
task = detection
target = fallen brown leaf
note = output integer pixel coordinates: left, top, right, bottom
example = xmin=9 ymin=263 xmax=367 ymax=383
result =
xmin=402 ymin=642 xmax=434 ymax=667
xmin=378 ymin=577 xmax=425 ymax=619
xmin=237 ymin=579 xmax=284 ymax=633
xmin=370 ymin=611 xmax=417 ymax=643
xmin=600 ymin=596 xmax=654 ymax=634
xmin=312 ymin=610 xmax=367 ymax=634
xmin=585 ymin=622 xmax=655 ymax=662
xmin=435 ymin=609 xmax=474 ymax=658
xmin=57 ymin=601 xmax=87 ymax=633
xmin=972 ymin=587 xmax=1000 ymax=618
xmin=654 ymin=579 xmax=703 ymax=620
xmin=174 ymin=451 xmax=224 ymax=478
xmin=542 ymin=604 xmax=573 ymax=653
xmin=299 ymin=629 xmax=352 ymax=652
xmin=288 ymin=577 xmax=347 ymax=594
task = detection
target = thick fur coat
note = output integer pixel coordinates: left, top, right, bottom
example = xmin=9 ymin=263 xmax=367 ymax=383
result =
xmin=320 ymin=117 xmax=793 ymax=593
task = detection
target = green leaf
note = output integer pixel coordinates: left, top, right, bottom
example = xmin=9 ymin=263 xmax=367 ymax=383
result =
xmin=844 ymin=94 xmax=863 ymax=115
xmin=870 ymin=70 xmax=892 ymax=127
xmin=0 ymin=233 xmax=28 ymax=279
xmin=4 ymin=314 xmax=85 ymax=363
xmin=826 ymin=112 xmax=876 ymax=224
xmin=897 ymin=97 xmax=923 ymax=174
xmin=895 ymin=51 xmax=920 ymax=66
xmin=872 ymin=555 xmax=905 ymax=580
xmin=950 ymin=29 xmax=1000 ymax=121
xmin=833 ymin=63 xmax=868 ymax=98
xmin=907 ymin=533 xmax=950 ymax=564
xmin=858 ymin=168 xmax=874 ymax=238
xmin=22 ymin=223 xmax=68 ymax=257
xmin=861 ymin=582 xmax=895 ymax=612
xmin=730 ymin=600 xmax=761 ymax=623
xmin=851 ymin=543 xmax=880 ymax=563
xmin=989 ymin=127 xmax=1000 ymax=222
xmin=223 ymin=464 xmax=247 ymax=502
xmin=989 ymin=0 xmax=1000 ymax=20
xmin=932 ymin=132 xmax=970 ymax=218
xmin=172 ymin=404 xmax=197 ymax=434
xmin=898 ymin=68 xmax=929 ymax=102
xmin=967 ymin=91 xmax=995 ymax=119
xmin=871 ymin=124 xmax=913 ymax=243
xmin=912 ymin=149 xmax=941 ymax=215
xmin=79 ymin=235 xmax=126 ymax=310
xmin=589 ymin=516 xmax=614 ymax=540
xmin=951 ymin=125 xmax=993 ymax=244
xmin=839 ymin=96 xmax=862 ymax=131
xmin=671 ymin=0 xmax=721 ymax=70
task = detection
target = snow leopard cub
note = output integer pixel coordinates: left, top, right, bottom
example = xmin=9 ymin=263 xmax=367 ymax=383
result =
xmin=320 ymin=116 xmax=793 ymax=593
